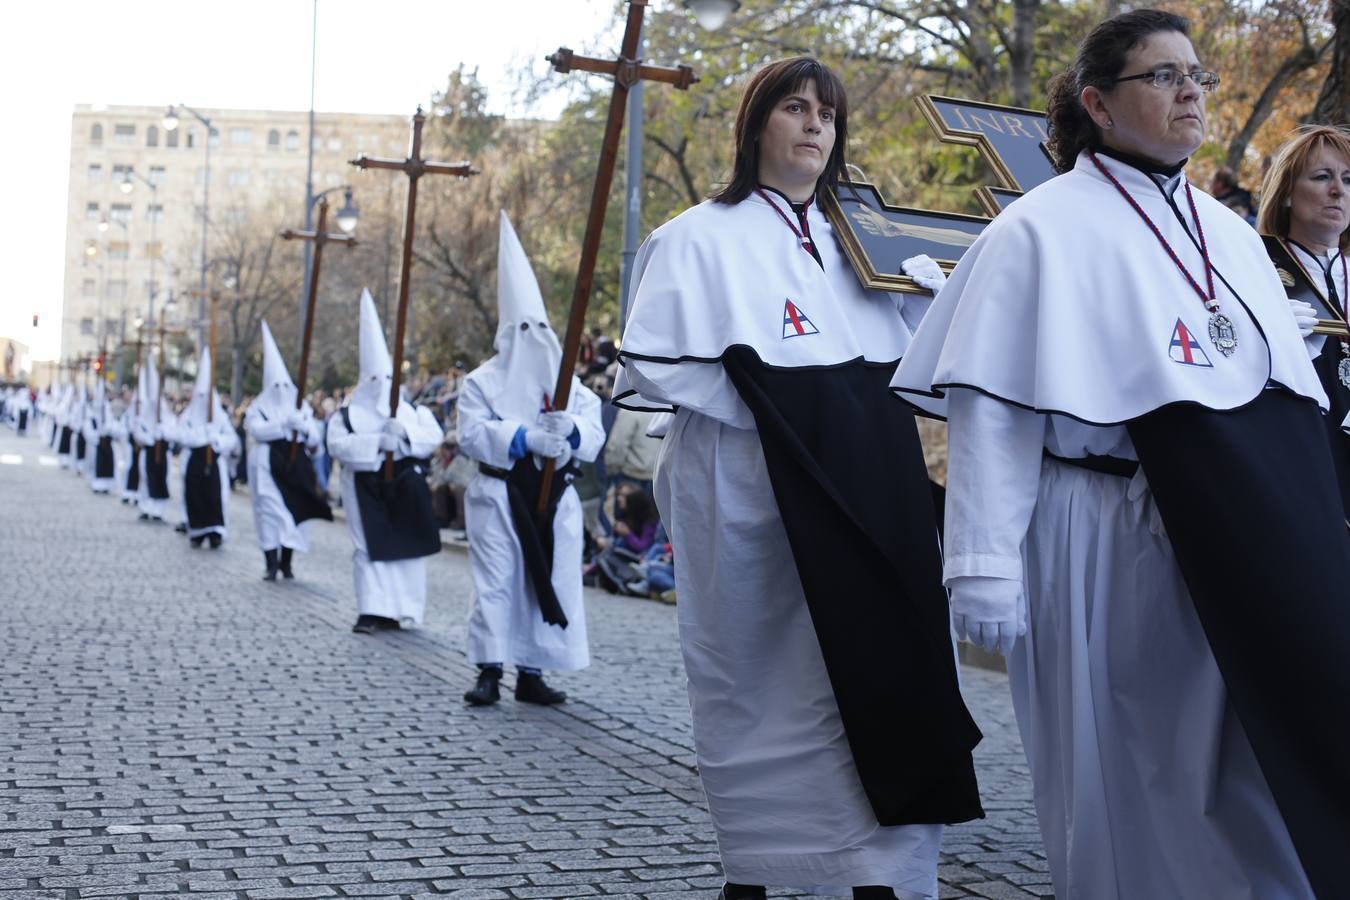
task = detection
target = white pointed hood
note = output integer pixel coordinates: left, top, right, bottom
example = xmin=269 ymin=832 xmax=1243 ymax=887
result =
xmin=92 ymin=378 xmax=108 ymax=429
xmin=183 ymin=347 xmax=228 ymax=428
xmin=139 ymin=359 xmax=172 ymax=429
xmin=468 ymin=211 xmax=564 ymax=424
xmin=255 ymin=320 xmax=298 ymax=420
xmin=350 ymin=288 xmax=393 ymax=417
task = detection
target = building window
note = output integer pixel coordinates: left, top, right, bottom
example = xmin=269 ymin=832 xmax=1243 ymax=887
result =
xmin=230 ymin=128 xmax=252 ymax=145
xmin=87 ymin=164 xmax=102 ymax=183
xmin=208 ymin=127 xmax=219 ymax=148
xmin=326 ymin=136 xmax=342 ymax=152
xmin=114 ymin=124 xmax=136 ymax=145
xmin=149 ymin=165 xmax=166 ymax=186
xmin=112 ymin=164 xmax=134 ymax=183
xmin=110 ymin=203 xmax=131 ymax=223
xmin=85 ymin=202 xmax=100 ymax=221
xmin=90 ymin=123 xmax=103 ymax=145
xmin=227 ymin=169 xmax=249 ymax=187
xmin=186 ymin=128 xmax=197 ymax=149
xmin=146 ymin=125 xmax=159 ymax=148
xmin=267 ymin=129 xmax=280 ymax=150
xmin=166 ymin=128 xmax=179 ymax=148
xmin=144 ymin=242 xmax=163 ymax=260
xmin=147 ymin=204 xmax=164 ymax=223
xmin=107 ymin=241 xmax=129 ymax=260
xmin=105 ymin=318 xmax=120 ymax=337
xmin=107 ymin=280 xmax=128 ymax=300
xmin=80 ymin=318 xmax=95 ymax=335
xmin=285 ymin=130 xmax=300 ymax=151
xmin=82 ymin=279 xmax=96 ymax=297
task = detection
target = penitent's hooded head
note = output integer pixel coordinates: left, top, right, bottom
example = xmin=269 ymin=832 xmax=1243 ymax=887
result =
xmin=350 ymin=288 xmax=392 ymax=416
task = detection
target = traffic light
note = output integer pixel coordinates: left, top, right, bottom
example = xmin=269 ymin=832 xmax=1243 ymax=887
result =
xmin=93 ymin=353 xmax=105 ymax=374
xmin=31 ymin=314 xmax=38 ymax=327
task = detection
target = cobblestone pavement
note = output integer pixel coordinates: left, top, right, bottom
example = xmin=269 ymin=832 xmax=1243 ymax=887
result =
xmin=0 ymin=429 xmax=1049 ymax=899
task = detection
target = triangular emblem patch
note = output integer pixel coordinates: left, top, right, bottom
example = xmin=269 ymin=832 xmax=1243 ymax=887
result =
xmin=782 ymin=299 xmax=820 ymax=339
xmin=1168 ymin=318 xmax=1213 ymax=367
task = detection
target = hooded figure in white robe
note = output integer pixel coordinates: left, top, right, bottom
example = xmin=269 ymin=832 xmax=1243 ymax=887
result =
xmin=53 ymin=384 xmax=75 ymax=465
xmin=458 ymin=212 xmax=605 ymax=707
xmin=135 ymin=361 xmax=175 ymax=522
xmin=117 ymin=368 xmax=146 ymax=503
xmin=245 ymin=321 xmax=331 ymax=581
xmin=326 ymin=289 xmax=444 ymax=632
xmin=68 ymin=385 xmax=89 ymax=472
xmin=10 ymin=387 xmax=31 ymax=436
xmin=890 ymin=136 xmax=1350 ymax=897
xmin=177 ymin=349 xmax=239 ymax=547
xmin=85 ymin=379 xmax=118 ymax=493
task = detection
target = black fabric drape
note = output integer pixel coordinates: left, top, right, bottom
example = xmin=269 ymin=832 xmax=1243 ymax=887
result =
xmin=352 ymin=457 xmax=441 ymax=562
xmin=125 ymin=440 xmax=140 ymax=492
xmin=16 ymin=409 xmax=27 ymax=432
xmin=1311 ymin=344 xmax=1350 ymax=521
xmin=1128 ymin=388 xmax=1350 ymax=900
xmin=721 ymin=347 xmax=984 ymax=827
xmin=75 ymin=432 xmax=86 ymax=461
xmin=267 ymin=440 xmax=333 ymax=524
xmin=94 ymin=436 xmax=115 ymax=479
xmin=184 ymin=446 xmax=224 ymax=531
xmin=479 ymin=458 xmax=577 ymax=628
xmin=145 ymin=440 xmax=170 ymax=500
xmin=57 ymin=426 xmax=71 ymax=455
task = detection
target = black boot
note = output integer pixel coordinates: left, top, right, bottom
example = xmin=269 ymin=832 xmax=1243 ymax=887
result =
xmin=718 ymin=885 xmax=766 ymax=900
xmin=175 ymin=522 xmax=189 ymax=534
xmin=207 ymin=533 xmax=222 ymax=549
xmin=189 ymin=535 xmax=204 ymax=548
xmin=852 ymin=888 xmax=898 ymax=899
xmin=515 ymin=671 xmax=566 ymax=705
xmin=279 ymin=547 xmax=294 ymax=579
xmin=352 ymin=614 xmax=400 ymax=634
xmin=464 ymin=666 xmax=502 ymax=706
xmin=263 ymin=549 xmax=279 ymax=581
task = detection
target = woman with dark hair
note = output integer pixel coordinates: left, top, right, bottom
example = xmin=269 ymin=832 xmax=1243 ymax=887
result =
xmin=893 ymin=8 xmax=1348 ymax=898
xmin=1258 ymin=125 xmax=1350 ymax=517
xmin=615 ymin=57 xmax=981 ymax=900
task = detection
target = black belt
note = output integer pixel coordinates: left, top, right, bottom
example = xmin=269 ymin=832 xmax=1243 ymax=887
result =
xmin=1044 ymin=450 xmax=1139 ymax=479
xmin=478 ymin=462 xmax=511 ymax=479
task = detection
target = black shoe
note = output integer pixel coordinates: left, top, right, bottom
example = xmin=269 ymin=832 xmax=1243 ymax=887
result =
xmin=138 ymin=512 xmax=149 ymax=520
xmin=279 ymin=547 xmax=294 ymax=579
xmin=352 ymin=615 xmax=381 ymax=634
xmin=175 ymin=523 xmax=189 ymax=534
xmin=263 ymin=549 xmax=279 ymax=582
xmin=719 ymin=885 xmax=767 ymax=900
xmin=189 ymin=536 xmax=204 ymax=548
xmin=853 ymin=888 xmax=899 ymax=900
xmin=515 ymin=672 xmax=566 ymax=705
xmin=207 ymin=534 xmax=222 ymax=549
xmin=464 ymin=667 xmax=502 ymax=706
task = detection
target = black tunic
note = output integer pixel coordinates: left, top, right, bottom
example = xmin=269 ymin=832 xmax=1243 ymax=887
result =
xmin=94 ymin=435 xmax=115 ymax=479
xmin=57 ymin=426 xmax=72 ymax=456
xmin=266 ymin=440 xmax=332 ymax=525
xmin=721 ymin=346 xmax=984 ymax=827
xmin=145 ymin=440 xmax=171 ymax=500
xmin=1128 ymin=387 xmax=1350 ymax=900
xmin=339 ymin=408 xmax=440 ymax=563
xmin=184 ymin=446 xmax=224 ymax=531
xmin=125 ymin=439 xmax=140 ymax=492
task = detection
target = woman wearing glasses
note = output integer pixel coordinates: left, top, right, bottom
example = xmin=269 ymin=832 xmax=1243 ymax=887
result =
xmin=893 ymin=9 xmax=1349 ymax=898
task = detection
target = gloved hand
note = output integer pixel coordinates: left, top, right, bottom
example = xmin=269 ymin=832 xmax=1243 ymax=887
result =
xmin=555 ymin=443 xmax=574 ymax=470
xmin=377 ymin=433 xmax=400 ymax=453
xmin=524 ymin=427 xmax=567 ymax=459
xmin=950 ymin=577 xmax=1026 ymax=657
xmin=901 ymin=254 xmax=947 ymax=294
xmin=285 ymin=409 xmax=307 ymax=432
xmin=382 ymin=417 xmax=408 ymax=440
xmin=209 ymin=434 xmax=227 ymax=454
xmin=539 ymin=411 xmax=575 ymax=437
xmin=1289 ymin=297 xmax=1320 ymax=338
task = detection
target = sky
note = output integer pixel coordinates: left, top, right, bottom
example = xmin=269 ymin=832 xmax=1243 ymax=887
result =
xmin=0 ymin=0 xmax=622 ymax=362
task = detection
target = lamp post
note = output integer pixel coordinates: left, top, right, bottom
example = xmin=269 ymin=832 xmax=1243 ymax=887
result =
xmin=162 ymin=103 xmax=213 ymax=350
xmin=295 ymin=185 xmax=360 ymax=354
xmin=618 ymin=1 xmax=736 ymax=331
xmin=98 ymin=216 xmax=132 ymax=383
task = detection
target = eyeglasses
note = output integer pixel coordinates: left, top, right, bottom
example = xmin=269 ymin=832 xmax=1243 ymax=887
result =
xmin=1111 ymin=66 xmax=1219 ymax=92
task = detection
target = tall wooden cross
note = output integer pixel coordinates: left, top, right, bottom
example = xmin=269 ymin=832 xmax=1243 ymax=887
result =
xmin=281 ymin=196 xmax=357 ymax=460
xmin=350 ymin=107 xmax=478 ymax=478
xmin=536 ymin=0 xmax=697 ymax=514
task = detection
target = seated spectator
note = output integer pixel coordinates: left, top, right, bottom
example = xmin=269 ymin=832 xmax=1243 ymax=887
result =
xmin=591 ymin=485 xmax=663 ymax=595
xmin=428 ymin=431 xmax=475 ymax=533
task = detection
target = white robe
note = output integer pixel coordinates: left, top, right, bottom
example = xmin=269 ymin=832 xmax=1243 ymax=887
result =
xmin=84 ymin=409 xmax=117 ymax=493
xmin=892 ymin=151 xmax=1318 ymax=899
xmin=326 ymin=400 xmax=443 ymax=623
xmin=617 ymin=192 xmax=943 ymax=897
xmin=135 ymin=415 xmax=169 ymax=519
xmin=245 ymin=404 xmax=322 ymax=553
xmin=459 ymin=374 xmax=604 ymax=671
xmin=177 ymin=416 xmax=240 ymax=539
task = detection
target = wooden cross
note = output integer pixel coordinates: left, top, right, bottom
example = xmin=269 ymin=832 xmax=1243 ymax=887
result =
xmin=350 ymin=108 xmax=478 ymax=478
xmin=536 ymin=0 xmax=697 ymax=514
xmin=280 ymin=196 xmax=357 ymax=460
xmin=183 ymin=289 xmax=222 ymax=465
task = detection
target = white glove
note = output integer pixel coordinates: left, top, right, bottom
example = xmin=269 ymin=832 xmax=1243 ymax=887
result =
xmin=524 ymin=427 xmax=567 ymax=459
xmin=950 ymin=577 xmax=1026 ymax=657
xmin=901 ymin=254 xmax=947 ymax=294
xmin=209 ymin=435 xmax=226 ymax=454
xmin=382 ymin=418 xmax=408 ymax=440
xmin=1289 ymin=298 xmax=1319 ymax=338
xmin=285 ymin=409 xmax=307 ymax=431
xmin=377 ymin=433 xmax=399 ymax=452
xmin=539 ymin=411 xmax=575 ymax=437
xmin=555 ymin=443 xmax=574 ymax=469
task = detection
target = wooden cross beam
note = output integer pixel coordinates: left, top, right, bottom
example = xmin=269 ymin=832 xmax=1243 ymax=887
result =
xmin=281 ymin=197 xmax=357 ymax=460
xmin=350 ymin=107 xmax=479 ymax=479
xmin=536 ymin=0 xmax=697 ymax=515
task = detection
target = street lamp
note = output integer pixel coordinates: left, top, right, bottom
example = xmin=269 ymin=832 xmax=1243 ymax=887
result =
xmin=163 ymin=103 xmax=213 ymax=350
xmin=683 ymin=0 xmax=739 ymax=31
xmin=334 ymin=188 xmax=360 ymax=234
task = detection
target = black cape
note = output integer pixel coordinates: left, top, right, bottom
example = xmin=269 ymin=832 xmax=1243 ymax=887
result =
xmin=16 ymin=409 xmax=27 ymax=433
xmin=352 ymin=458 xmax=441 ymax=562
xmin=478 ymin=457 xmax=577 ymax=628
xmin=267 ymin=440 xmax=333 ymax=525
xmin=184 ymin=446 xmax=224 ymax=531
xmin=94 ymin=436 xmax=115 ymax=479
xmin=721 ymin=346 xmax=984 ymax=827
xmin=145 ymin=440 xmax=171 ymax=500
xmin=57 ymin=426 xmax=72 ymax=456
xmin=1128 ymin=387 xmax=1350 ymax=900
xmin=125 ymin=439 xmax=140 ymax=492
xmin=75 ymin=431 xmax=86 ymax=461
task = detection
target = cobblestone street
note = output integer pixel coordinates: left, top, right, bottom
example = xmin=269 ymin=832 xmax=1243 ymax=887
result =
xmin=0 ymin=429 xmax=1049 ymax=899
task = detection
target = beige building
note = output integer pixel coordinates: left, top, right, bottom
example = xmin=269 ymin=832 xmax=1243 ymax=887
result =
xmin=60 ymin=104 xmax=411 ymax=362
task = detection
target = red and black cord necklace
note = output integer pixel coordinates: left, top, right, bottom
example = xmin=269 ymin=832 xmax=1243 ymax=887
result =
xmin=756 ymin=187 xmax=823 ymax=268
xmin=1088 ymin=150 xmax=1238 ymax=357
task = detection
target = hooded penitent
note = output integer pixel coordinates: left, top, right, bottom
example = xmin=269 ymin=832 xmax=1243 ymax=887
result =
xmin=347 ymin=288 xmax=393 ymax=428
xmin=256 ymin=321 xmax=298 ymax=420
xmin=182 ymin=348 xmax=229 ymax=433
